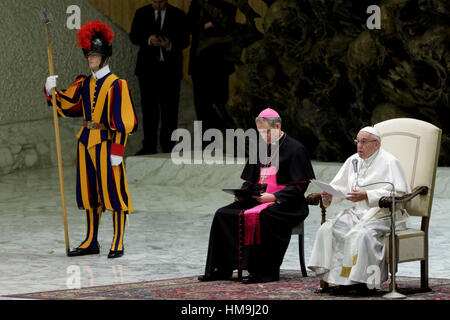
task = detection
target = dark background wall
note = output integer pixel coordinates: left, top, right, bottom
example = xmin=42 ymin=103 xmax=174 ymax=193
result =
xmin=221 ymin=0 xmax=449 ymax=165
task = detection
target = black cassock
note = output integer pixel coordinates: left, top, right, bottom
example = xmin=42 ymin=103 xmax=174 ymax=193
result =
xmin=203 ymin=134 xmax=315 ymax=280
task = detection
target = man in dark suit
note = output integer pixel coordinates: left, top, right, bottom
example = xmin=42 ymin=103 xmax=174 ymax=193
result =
xmin=130 ymin=0 xmax=190 ymax=154
xmin=187 ymin=0 xmax=236 ymax=135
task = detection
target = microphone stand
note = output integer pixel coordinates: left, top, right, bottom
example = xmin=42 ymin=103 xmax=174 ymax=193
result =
xmin=354 ymin=177 xmax=406 ymax=299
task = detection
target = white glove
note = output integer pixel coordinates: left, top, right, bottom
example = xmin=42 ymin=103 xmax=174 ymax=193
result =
xmin=111 ymin=155 xmax=123 ymax=166
xmin=45 ymin=75 xmax=59 ymax=95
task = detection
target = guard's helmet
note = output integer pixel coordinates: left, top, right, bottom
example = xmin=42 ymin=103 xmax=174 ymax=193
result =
xmin=76 ymin=20 xmax=114 ymax=59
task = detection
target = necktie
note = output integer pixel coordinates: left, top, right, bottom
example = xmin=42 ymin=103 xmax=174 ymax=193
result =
xmin=156 ymin=11 xmax=164 ymax=62
xmin=156 ymin=11 xmax=161 ymax=33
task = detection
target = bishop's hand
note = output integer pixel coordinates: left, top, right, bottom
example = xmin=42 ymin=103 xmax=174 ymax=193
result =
xmin=252 ymin=192 xmax=276 ymax=203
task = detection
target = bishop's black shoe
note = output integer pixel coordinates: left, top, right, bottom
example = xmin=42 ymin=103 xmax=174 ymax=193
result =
xmin=198 ymin=270 xmax=233 ymax=282
xmin=241 ymin=274 xmax=279 ymax=284
xmin=67 ymin=244 xmax=100 ymax=257
xmin=108 ymin=250 xmax=124 ymax=259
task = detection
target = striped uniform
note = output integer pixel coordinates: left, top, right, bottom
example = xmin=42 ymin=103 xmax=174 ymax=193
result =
xmin=45 ymin=71 xmax=137 ymax=252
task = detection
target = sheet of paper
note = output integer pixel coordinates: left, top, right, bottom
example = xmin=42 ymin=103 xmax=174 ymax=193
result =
xmin=311 ymin=179 xmax=346 ymax=199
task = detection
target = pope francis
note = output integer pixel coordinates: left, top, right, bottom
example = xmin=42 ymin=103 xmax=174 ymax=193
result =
xmin=308 ymin=126 xmax=411 ymax=293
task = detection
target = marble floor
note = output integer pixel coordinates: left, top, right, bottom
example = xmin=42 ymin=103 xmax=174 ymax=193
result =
xmin=0 ymin=154 xmax=449 ymax=298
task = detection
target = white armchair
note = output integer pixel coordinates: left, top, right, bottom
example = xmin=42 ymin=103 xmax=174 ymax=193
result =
xmin=375 ymin=118 xmax=442 ymax=293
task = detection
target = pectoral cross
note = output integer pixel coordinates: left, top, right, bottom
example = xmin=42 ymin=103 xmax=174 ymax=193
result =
xmin=260 ymin=172 xmax=268 ymax=185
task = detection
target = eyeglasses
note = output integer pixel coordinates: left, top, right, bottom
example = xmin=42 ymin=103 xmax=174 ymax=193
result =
xmin=353 ymin=139 xmax=377 ymax=146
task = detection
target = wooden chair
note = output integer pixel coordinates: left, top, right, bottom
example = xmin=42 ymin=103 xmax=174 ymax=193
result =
xmin=291 ymin=194 xmax=327 ymax=277
xmin=308 ymin=118 xmax=441 ymax=293
xmin=291 ymin=223 xmax=308 ymax=277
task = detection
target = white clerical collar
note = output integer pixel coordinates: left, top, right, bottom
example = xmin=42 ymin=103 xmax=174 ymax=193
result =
xmin=92 ymin=65 xmax=110 ymax=80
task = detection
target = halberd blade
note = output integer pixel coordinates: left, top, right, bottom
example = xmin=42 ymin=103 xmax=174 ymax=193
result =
xmin=36 ymin=7 xmax=54 ymax=23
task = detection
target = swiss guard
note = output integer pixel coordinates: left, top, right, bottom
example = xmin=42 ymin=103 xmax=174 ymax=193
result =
xmin=44 ymin=21 xmax=138 ymax=258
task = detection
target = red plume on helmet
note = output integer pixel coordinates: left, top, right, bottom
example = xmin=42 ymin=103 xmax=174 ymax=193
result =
xmin=76 ymin=20 xmax=114 ymax=57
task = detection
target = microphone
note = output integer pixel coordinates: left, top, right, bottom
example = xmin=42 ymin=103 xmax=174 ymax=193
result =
xmin=352 ymin=158 xmax=358 ymax=173
xmin=352 ymin=159 xmax=359 ymax=188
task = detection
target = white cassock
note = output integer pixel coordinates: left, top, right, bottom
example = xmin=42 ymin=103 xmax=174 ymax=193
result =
xmin=308 ymin=148 xmax=411 ymax=286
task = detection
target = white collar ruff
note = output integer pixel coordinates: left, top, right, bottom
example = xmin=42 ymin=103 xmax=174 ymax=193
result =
xmin=92 ymin=65 xmax=110 ymax=80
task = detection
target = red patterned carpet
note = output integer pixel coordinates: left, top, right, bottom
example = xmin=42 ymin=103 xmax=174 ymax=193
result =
xmin=4 ymin=270 xmax=450 ymax=300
